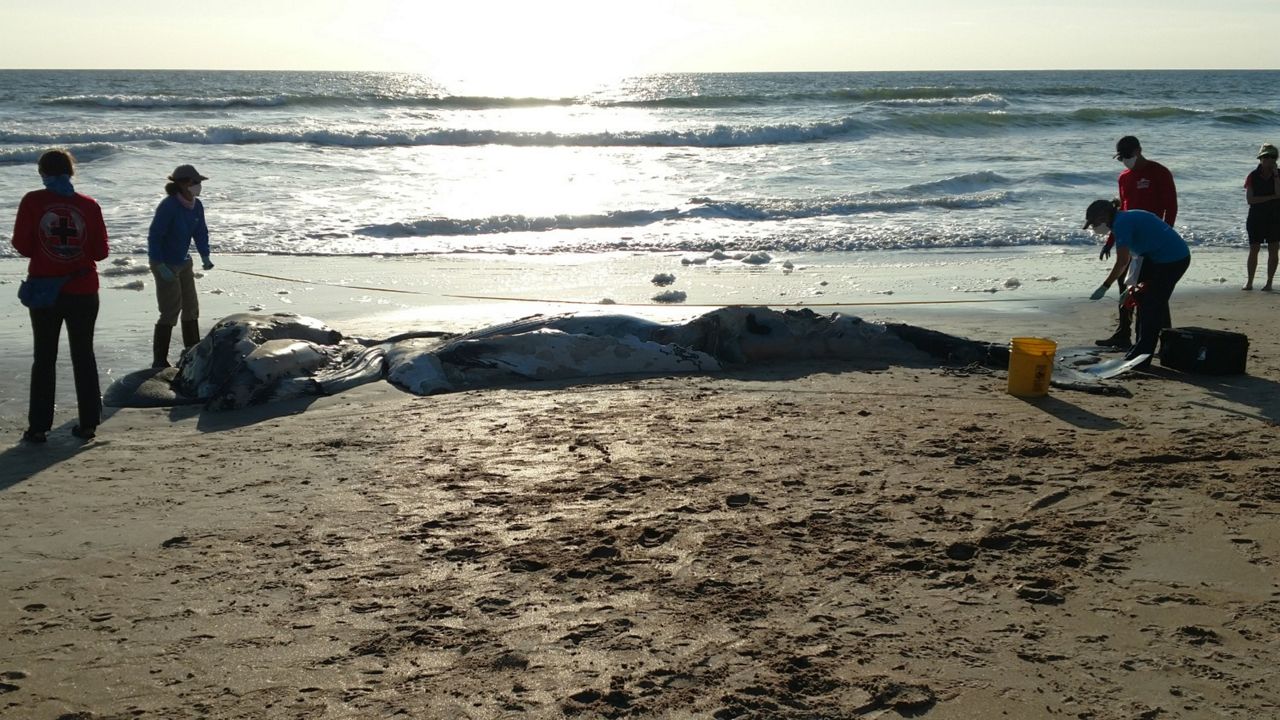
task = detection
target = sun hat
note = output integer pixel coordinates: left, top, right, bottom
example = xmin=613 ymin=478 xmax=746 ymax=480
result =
xmin=168 ymin=164 xmax=208 ymax=182
xmin=1114 ymin=135 xmax=1141 ymax=160
xmin=1257 ymin=143 xmax=1279 ymax=159
xmin=1082 ymin=199 xmax=1115 ymax=230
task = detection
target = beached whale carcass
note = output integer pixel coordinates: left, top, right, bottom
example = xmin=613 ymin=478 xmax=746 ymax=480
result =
xmin=104 ymin=307 xmax=1024 ymax=411
xmin=102 ymin=313 xmax=392 ymax=410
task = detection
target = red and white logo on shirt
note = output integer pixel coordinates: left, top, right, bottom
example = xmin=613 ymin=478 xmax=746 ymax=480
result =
xmin=37 ymin=205 xmax=87 ymax=261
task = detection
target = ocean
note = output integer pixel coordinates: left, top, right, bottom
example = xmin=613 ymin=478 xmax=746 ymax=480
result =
xmin=2 ymin=69 xmax=1276 ymax=258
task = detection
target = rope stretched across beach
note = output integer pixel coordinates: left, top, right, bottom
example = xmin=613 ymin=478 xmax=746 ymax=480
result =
xmin=223 ymin=268 xmax=1047 ymax=308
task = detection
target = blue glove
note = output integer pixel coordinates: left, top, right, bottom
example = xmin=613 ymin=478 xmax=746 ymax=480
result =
xmin=154 ymin=264 xmax=176 ymax=283
xmin=1089 ymin=284 xmax=1109 ymax=301
xmin=201 ymin=254 xmax=214 ymax=271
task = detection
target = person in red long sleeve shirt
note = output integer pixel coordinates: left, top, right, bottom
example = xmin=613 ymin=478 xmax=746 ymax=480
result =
xmin=1096 ymin=135 xmax=1179 ymax=349
xmin=11 ymin=149 xmax=110 ymax=443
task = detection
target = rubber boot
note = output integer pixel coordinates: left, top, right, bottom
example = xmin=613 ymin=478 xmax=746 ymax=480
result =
xmin=1094 ymin=330 xmax=1133 ymax=349
xmin=181 ymin=319 xmax=201 ymax=349
xmin=152 ymin=324 xmax=173 ymax=369
xmin=1095 ymin=308 xmax=1133 ymax=349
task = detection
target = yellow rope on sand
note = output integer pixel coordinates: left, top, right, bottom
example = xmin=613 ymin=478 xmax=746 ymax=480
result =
xmin=223 ymin=268 xmax=1046 ymax=308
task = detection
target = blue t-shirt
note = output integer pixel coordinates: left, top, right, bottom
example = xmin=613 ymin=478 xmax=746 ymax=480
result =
xmin=1112 ymin=209 xmax=1189 ymax=263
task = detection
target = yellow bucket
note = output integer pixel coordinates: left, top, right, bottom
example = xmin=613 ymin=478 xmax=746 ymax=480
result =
xmin=1007 ymin=337 xmax=1056 ymax=397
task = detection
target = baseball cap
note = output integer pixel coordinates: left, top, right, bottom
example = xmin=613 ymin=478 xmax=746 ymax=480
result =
xmin=1082 ymin=199 xmax=1115 ymax=230
xmin=1114 ymin=135 xmax=1141 ymax=160
xmin=168 ymin=164 xmax=208 ymax=182
xmin=1257 ymin=143 xmax=1279 ymax=159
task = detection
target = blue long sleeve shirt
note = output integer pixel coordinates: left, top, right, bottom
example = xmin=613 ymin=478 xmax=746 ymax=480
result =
xmin=147 ymin=195 xmax=209 ymax=265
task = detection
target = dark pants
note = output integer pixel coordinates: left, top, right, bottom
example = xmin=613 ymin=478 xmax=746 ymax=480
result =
xmin=1127 ymin=255 xmax=1191 ymax=360
xmin=1113 ymin=279 xmax=1133 ymax=337
xmin=28 ymin=292 xmax=101 ymax=433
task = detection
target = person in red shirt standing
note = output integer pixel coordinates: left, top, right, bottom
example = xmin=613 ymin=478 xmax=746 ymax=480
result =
xmin=1096 ymin=135 xmax=1178 ymax=349
xmin=10 ymin=149 xmax=110 ymax=443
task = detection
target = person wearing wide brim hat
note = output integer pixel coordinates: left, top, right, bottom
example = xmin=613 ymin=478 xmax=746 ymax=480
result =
xmin=1243 ymin=143 xmax=1280 ymax=291
xmin=1083 ymin=198 xmax=1191 ymax=369
xmin=146 ymin=164 xmax=214 ymax=368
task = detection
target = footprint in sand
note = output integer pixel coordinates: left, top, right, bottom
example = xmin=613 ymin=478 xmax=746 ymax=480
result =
xmin=944 ymin=542 xmax=978 ymax=561
xmin=638 ymin=527 xmax=674 ymax=547
xmin=588 ymin=545 xmax=620 ymax=560
xmin=0 ymin=670 xmax=26 ymax=694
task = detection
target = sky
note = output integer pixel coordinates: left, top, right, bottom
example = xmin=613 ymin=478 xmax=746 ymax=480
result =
xmin=0 ymin=0 xmax=1273 ymax=88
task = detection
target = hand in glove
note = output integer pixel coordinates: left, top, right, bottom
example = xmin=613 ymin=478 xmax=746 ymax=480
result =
xmin=1099 ymin=236 xmax=1115 ymax=261
xmin=201 ymin=254 xmax=214 ymax=271
xmin=1089 ymin=284 xmax=1109 ymax=301
xmin=155 ymin=264 xmax=176 ymax=283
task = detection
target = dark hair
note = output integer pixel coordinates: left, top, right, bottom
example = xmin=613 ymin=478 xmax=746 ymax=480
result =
xmin=1084 ymin=198 xmax=1121 ymax=229
xmin=164 ymin=181 xmax=183 ymax=196
xmin=38 ymin=149 xmax=75 ymax=177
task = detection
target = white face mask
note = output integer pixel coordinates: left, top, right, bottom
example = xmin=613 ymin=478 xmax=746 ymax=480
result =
xmin=1121 ymin=156 xmax=1138 ymax=170
xmin=1091 ymin=223 xmax=1111 ymax=236
xmin=188 ymin=182 xmax=202 ymax=197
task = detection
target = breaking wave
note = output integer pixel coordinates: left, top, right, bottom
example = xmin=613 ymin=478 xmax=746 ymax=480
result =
xmin=355 ymin=188 xmax=1014 ymax=238
xmin=0 ymin=142 xmax=123 ymax=166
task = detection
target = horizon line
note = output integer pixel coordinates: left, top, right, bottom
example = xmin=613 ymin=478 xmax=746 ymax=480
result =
xmin=2 ymin=67 xmax=1279 ymax=74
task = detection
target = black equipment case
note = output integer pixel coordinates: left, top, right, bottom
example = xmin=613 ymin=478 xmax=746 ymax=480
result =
xmin=1158 ymin=327 xmax=1249 ymax=375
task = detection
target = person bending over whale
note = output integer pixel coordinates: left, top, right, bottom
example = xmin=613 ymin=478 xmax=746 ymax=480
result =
xmin=1084 ymin=199 xmax=1190 ymax=369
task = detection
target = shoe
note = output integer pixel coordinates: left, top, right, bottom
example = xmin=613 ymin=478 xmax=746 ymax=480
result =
xmin=1094 ymin=332 xmax=1132 ymax=349
xmin=21 ymin=430 xmax=47 ymax=443
xmin=71 ymin=425 xmax=96 ymax=440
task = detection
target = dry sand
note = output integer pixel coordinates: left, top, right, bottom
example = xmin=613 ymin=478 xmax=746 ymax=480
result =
xmin=1 ymin=288 xmax=1278 ymax=719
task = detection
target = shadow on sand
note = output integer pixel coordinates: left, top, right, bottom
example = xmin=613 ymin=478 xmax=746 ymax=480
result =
xmin=0 ymin=422 xmax=99 ymax=492
xmin=1136 ymin=364 xmax=1280 ymax=424
xmin=1016 ymin=394 xmax=1127 ymax=431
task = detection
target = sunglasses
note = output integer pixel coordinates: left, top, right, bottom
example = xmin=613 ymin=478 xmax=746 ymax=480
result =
xmin=1261 ymin=155 xmax=1278 ymax=161
xmin=1115 ymin=152 xmax=1136 ymax=161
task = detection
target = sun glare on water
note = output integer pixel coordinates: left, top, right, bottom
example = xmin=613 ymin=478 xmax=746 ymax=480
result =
xmin=379 ymin=1 xmax=686 ymax=98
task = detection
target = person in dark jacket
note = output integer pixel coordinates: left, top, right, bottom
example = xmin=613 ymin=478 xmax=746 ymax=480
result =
xmin=1243 ymin=143 xmax=1280 ymax=292
xmin=148 ymin=164 xmax=214 ymax=368
xmin=11 ymin=149 xmax=110 ymax=442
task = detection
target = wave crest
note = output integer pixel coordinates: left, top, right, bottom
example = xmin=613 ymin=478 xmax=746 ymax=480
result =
xmin=355 ymin=190 xmax=1013 ymax=238
xmin=0 ymin=142 xmax=123 ymax=166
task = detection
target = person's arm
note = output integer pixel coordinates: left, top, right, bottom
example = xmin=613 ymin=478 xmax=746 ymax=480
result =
xmin=1160 ymin=166 xmax=1177 ymax=226
xmin=147 ymin=200 xmax=172 ymax=265
xmin=1102 ymin=246 xmax=1131 ymax=287
xmin=1245 ymin=173 xmax=1279 ymax=204
xmin=11 ymin=195 xmax=35 ymax=258
xmin=192 ymin=202 xmax=211 ymax=259
xmin=86 ymin=201 xmax=109 ymax=262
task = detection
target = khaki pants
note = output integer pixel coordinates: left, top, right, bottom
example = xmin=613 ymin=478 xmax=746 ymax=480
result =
xmin=151 ymin=258 xmax=199 ymax=326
